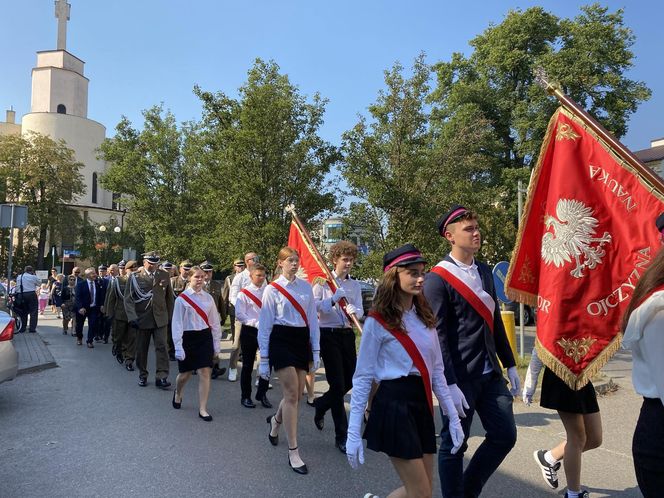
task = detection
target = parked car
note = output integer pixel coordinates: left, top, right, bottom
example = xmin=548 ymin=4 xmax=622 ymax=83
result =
xmin=357 ymin=281 xmax=376 ymax=318
xmin=0 ymin=311 xmax=18 ymax=384
xmin=502 ymin=301 xmax=536 ymax=326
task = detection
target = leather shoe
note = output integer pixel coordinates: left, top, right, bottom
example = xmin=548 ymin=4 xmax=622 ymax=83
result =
xmin=138 ymin=378 xmax=148 ymax=387
xmin=125 ymin=363 xmax=135 ymax=371
xmin=256 ymin=395 xmax=272 ymax=409
xmin=199 ymin=412 xmax=213 ymax=422
xmin=155 ymin=378 xmax=171 ymax=390
xmin=86 ymin=343 xmax=94 ymax=349
xmin=314 ymin=406 xmax=325 ymax=431
xmin=172 ymin=391 xmax=181 ymax=409
xmin=335 ymin=439 xmax=347 ymax=453
xmin=288 ymin=449 xmax=308 ymax=475
xmin=211 ymin=366 xmax=227 ymax=379
xmin=241 ymin=398 xmax=256 ymax=408
xmin=267 ymin=415 xmax=279 ymax=446
xmin=116 ymin=353 xmax=124 ymax=364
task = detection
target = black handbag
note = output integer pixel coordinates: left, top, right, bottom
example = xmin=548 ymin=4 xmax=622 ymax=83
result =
xmin=13 ymin=278 xmax=25 ymax=307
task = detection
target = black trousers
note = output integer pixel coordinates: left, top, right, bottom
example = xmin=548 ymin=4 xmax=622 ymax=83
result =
xmin=633 ymin=397 xmax=664 ymax=497
xmin=239 ymin=325 xmax=268 ymax=400
xmin=315 ymin=327 xmax=356 ymax=441
xmin=16 ymin=292 xmax=39 ymax=333
xmin=75 ymin=307 xmax=100 ymax=344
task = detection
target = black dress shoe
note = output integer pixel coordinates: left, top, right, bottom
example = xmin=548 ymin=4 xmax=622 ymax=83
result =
xmin=314 ymin=406 xmax=325 ymax=431
xmin=335 ymin=440 xmax=347 ymax=454
xmin=86 ymin=343 xmax=94 ymax=349
xmin=138 ymin=378 xmax=147 ymax=387
xmin=155 ymin=378 xmax=171 ymax=389
xmin=211 ymin=366 xmax=227 ymax=379
xmin=267 ymin=415 xmax=279 ymax=446
xmin=172 ymin=391 xmax=181 ymax=409
xmin=288 ymin=448 xmax=308 ymax=475
xmin=256 ymin=395 xmax=272 ymax=409
xmin=241 ymin=398 xmax=256 ymax=408
xmin=306 ymin=399 xmax=315 ymax=407
xmin=125 ymin=363 xmax=135 ymax=371
xmin=116 ymin=353 xmax=124 ymax=364
xmin=199 ymin=412 xmax=213 ymax=422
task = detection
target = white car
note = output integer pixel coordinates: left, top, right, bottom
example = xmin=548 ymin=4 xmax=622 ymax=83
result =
xmin=0 ymin=311 xmax=18 ymax=384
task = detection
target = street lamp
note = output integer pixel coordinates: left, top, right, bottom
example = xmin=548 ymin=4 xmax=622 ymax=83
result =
xmin=97 ymin=224 xmax=122 ymax=265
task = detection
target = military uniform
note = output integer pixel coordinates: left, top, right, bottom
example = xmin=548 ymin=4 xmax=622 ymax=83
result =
xmin=105 ymin=269 xmax=136 ymax=370
xmin=124 ymin=254 xmax=175 ymax=388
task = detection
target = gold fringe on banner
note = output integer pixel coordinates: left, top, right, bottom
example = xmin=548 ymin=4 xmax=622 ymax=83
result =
xmin=534 ymin=333 xmax=623 ymax=391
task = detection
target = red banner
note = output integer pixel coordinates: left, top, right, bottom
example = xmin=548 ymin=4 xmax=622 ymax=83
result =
xmin=287 ymin=221 xmax=332 ymax=288
xmin=506 ymin=107 xmax=664 ymax=390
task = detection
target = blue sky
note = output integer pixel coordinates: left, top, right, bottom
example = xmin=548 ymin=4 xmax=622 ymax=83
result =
xmin=1 ymin=1 xmax=662 ymax=151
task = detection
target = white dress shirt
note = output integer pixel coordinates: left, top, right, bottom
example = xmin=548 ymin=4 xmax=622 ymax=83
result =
xmin=348 ymin=307 xmax=456 ymax=440
xmin=17 ymin=273 xmax=42 ymax=293
xmin=171 ymin=287 xmax=222 ymax=354
xmin=313 ymin=272 xmax=364 ymax=328
xmin=623 ymin=290 xmax=664 ymax=403
xmin=258 ymin=275 xmax=320 ymax=358
xmin=229 ymin=269 xmax=267 ymax=306
xmin=235 ymin=283 xmax=264 ymax=328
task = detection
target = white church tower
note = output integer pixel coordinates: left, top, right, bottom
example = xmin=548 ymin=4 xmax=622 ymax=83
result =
xmin=21 ymin=0 xmax=113 ymax=214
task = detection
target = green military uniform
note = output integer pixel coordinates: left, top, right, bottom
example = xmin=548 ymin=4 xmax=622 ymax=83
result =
xmin=105 ymin=273 xmax=136 ymax=369
xmin=124 ymin=263 xmax=174 ymax=385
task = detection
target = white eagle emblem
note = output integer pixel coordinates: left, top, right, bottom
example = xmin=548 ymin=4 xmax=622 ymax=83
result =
xmin=541 ymin=199 xmax=612 ymax=279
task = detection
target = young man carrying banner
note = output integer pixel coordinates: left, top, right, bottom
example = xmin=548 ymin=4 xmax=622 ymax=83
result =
xmin=423 ymin=205 xmax=519 ymax=498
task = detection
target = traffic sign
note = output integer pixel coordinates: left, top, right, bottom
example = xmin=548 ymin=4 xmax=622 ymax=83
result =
xmin=492 ymin=261 xmax=513 ymax=304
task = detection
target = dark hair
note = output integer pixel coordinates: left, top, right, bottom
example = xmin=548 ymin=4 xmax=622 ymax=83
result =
xmin=622 ymin=247 xmax=664 ymax=331
xmin=251 ymin=263 xmax=267 ymax=273
xmin=370 ymin=266 xmax=436 ymax=330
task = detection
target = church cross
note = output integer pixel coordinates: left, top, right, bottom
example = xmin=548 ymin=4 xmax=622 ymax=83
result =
xmin=54 ymin=0 xmax=71 ymax=50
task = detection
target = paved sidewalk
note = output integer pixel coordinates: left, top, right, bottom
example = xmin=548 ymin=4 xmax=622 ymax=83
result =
xmin=12 ymin=328 xmax=57 ymax=375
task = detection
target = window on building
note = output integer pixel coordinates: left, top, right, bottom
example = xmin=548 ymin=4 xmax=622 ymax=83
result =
xmin=91 ymin=173 xmax=98 ymax=204
xmin=56 ymin=104 xmax=66 ymax=114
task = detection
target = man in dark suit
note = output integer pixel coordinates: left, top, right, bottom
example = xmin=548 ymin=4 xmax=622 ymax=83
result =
xmin=75 ymin=267 xmax=106 ymax=348
xmin=424 ymin=205 xmax=519 ymax=498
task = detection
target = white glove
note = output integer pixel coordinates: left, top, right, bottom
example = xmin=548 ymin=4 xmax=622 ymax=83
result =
xmin=332 ymin=287 xmax=347 ymax=303
xmin=311 ymin=351 xmax=320 ymax=372
xmin=449 ymin=417 xmax=465 ymax=455
xmin=522 ymin=347 xmax=542 ymax=405
xmin=522 ymin=390 xmax=534 ymax=406
xmin=507 ymin=366 xmax=520 ymax=396
xmin=344 ymin=304 xmax=358 ymax=316
xmin=448 ymin=384 xmax=469 ymax=418
xmin=258 ymin=359 xmax=270 ymax=380
xmin=174 ymin=348 xmax=185 ymax=361
xmin=346 ymin=432 xmax=365 ymax=469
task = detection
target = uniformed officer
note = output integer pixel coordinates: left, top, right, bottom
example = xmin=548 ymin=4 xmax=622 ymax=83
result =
xmin=201 ymin=260 xmax=227 ymax=380
xmin=171 ymin=260 xmax=192 ymax=297
xmin=106 ymin=260 xmax=137 ymax=370
xmin=161 ymin=260 xmax=177 ymax=360
xmin=125 ymin=252 xmax=175 ymax=389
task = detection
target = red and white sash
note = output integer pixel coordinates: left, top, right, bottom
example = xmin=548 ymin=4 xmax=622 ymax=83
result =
xmin=178 ymin=293 xmax=211 ymax=328
xmin=240 ymin=288 xmax=262 ymax=309
xmin=270 ymin=281 xmax=309 ymax=327
xmin=431 ymin=260 xmax=496 ymax=334
xmin=368 ymin=311 xmax=433 ymax=415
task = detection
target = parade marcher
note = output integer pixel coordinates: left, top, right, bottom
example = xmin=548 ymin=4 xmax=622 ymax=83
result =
xmin=235 ymin=263 xmax=271 ymax=409
xmin=346 ymin=244 xmax=464 ymax=498
xmin=229 ymin=252 xmax=264 ymax=381
xmin=259 ymin=247 xmax=320 ymax=475
xmin=117 ymin=260 xmax=126 ymax=276
xmin=171 ymin=266 xmax=222 ymax=421
xmin=125 ymin=252 xmax=174 ymax=389
xmin=14 ymin=266 xmax=42 ymax=334
xmin=200 ymin=260 xmax=227 ymax=379
xmin=106 ymin=261 xmax=137 ymax=370
xmin=161 ymin=261 xmax=176 ymax=361
xmin=61 ymin=274 xmax=76 ymax=336
xmin=622 ymin=246 xmax=664 ymax=498
xmin=171 ymin=260 xmax=192 ymax=297
xmin=222 ymin=258 xmax=245 ymax=341
xmin=312 ymin=240 xmax=364 ymax=453
xmin=423 ymin=205 xmax=519 ymax=498
xmin=96 ymin=264 xmax=112 ymax=343
xmin=75 ymin=267 xmax=106 ymax=348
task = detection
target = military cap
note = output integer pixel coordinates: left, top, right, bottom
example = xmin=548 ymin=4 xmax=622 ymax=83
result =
xmin=125 ymin=260 xmax=138 ymax=270
xmin=200 ymin=260 xmax=214 ymax=271
xmin=436 ymin=204 xmax=469 ymax=235
xmin=233 ymin=258 xmax=245 ymax=266
xmin=180 ymin=260 xmax=193 ymax=270
xmin=161 ymin=261 xmax=174 ymax=270
xmin=98 ymin=264 xmax=108 ymax=271
xmin=142 ymin=251 xmax=160 ymax=264
xmin=383 ymin=243 xmax=427 ymax=272
xmin=118 ymin=260 xmax=127 ymax=268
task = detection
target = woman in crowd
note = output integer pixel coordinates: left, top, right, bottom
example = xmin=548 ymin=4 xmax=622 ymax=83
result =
xmin=50 ymin=274 xmax=64 ymax=320
xmin=258 ymin=247 xmax=320 ymax=475
xmin=346 ymin=244 xmax=463 ymax=498
xmin=171 ymin=266 xmax=222 ymax=422
xmin=622 ymin=247 xmax=664 ymax=498
xmin=61 ymin=274 xmax=77 ymax=336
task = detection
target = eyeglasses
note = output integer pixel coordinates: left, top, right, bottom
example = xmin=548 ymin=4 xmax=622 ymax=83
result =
xmin=74 ymin=271 xmax=80 ymax=275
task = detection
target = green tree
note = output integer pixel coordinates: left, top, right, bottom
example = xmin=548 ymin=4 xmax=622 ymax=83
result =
xmin=0 ymin=132 xmax=85 ymax=269
xmin=193 ymin=58 xmax=340 ymax=266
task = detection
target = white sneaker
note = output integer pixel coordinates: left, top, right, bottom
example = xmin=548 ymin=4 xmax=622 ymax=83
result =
xmin=228 ymin=368 xmax=237 ymax=382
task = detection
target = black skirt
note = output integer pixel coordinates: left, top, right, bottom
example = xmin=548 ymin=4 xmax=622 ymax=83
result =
xmin=540 ymin=367 xmax=599 ymax=414
xmin=363 ymin=375 xmax=436 ymax=459
xmin=268 ymin=324 xmax=311 ymax=372
xmin=178 ymin=328 xmax=214 ymax=373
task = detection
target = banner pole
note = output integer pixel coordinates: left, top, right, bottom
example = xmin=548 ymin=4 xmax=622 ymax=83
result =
xmin=285 ymin=205 xmax=363 ymax=332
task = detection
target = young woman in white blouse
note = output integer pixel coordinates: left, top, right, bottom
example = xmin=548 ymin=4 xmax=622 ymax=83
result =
xmin=346 ymin=244 xmax=464 ymax=498
xmin=171 ymin=266 xmax=222 ymax=422
xmin=622 ymin=247 xmax=664 ymax=498
xmin=258 ymin=246 xmax=321 ymax=475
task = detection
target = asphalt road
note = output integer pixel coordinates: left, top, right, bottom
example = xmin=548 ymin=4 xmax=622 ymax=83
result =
xmin=0 ymin=315 xmax=642 ymax=497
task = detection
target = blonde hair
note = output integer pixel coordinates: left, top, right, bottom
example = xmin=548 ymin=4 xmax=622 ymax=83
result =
xmin=277 ymin=246 xmax=299 ymax=262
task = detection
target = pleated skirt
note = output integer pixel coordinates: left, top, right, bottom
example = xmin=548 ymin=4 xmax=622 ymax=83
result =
xmin=268 ymin=324 xmax=311 ymax=372
xmin=178 ymin=328 xmax=214 ymax=373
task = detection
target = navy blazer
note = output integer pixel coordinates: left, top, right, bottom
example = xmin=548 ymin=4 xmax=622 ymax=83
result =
xmin=75 ymin=278 xmax=107 ymax=310
xmin=423 ymin=255 xmax=516 ymax=385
